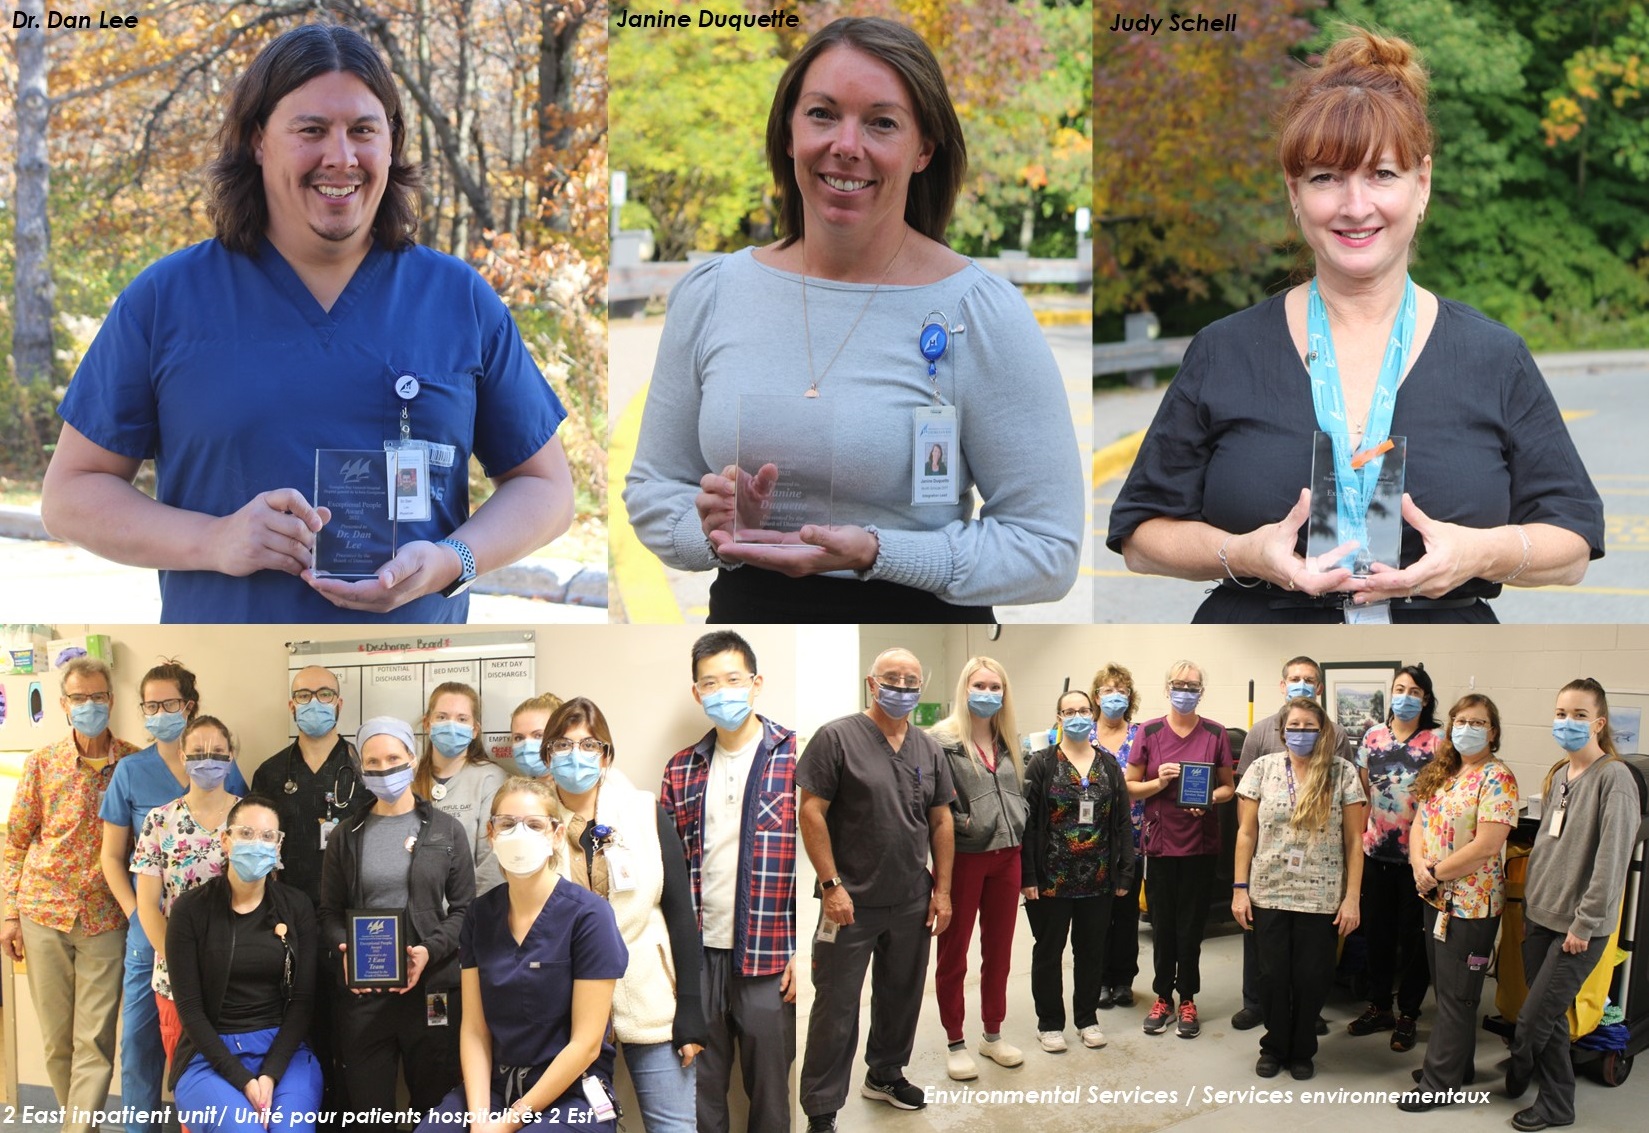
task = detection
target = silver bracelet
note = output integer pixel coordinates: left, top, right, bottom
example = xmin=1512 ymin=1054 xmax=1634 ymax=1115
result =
xmin=1218 ymin=535 xmax=1261 ymax=588
xmin=1497 ymin=524 xmax=1533 ymax=584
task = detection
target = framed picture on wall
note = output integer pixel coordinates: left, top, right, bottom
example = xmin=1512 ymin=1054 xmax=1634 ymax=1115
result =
xmin=1321 ymin=661 xmax=1401 ymax=752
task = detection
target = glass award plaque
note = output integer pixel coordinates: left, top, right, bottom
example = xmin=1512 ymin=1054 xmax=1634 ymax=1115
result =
xmin=314 ymin=449 xmax=397 ymax=578
xmin=345 ymin=908 xmax=409 ymax=988
xmin=1176 ymin=762 xmax=1215 ymax=809
xmin=733 ymin=395 xmax=834 ymax=546
xmin=1306 ymin=432 xmax=1406 ymax=575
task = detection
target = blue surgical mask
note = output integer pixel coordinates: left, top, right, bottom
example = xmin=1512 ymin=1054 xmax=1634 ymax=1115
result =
xmin=1169 ymin=689 xmax=1202 ymax=715
xmin=1390 ymin=694 xmax=1423 ymax=722
xmin=1451 ymin=725 xmax=1489 ymax=756
xmin=145 ymin=711 xmax=186 ymax=743
xmin=70 ymin=700 xmax=110 ymax=738
xmin=550 ymin=749 xmax=603 ymax=795
xmin=362 ymin=764 xmax=415 ymax=804
xmin=185 ymin=757 xmax=233 ymax=791
xmin=967 ymin=691 xmax=1003 ymax=719
xmin=1285 ymin=681 xmax=1316 ymax=701
xmin=295 ymin=700 xmax=337 ymax=738
xmin=430 ymin=722 xmax=474 ymax=758
xmin=1062 ymin=715 xmax=1095 ymax=741
xmin=1552 ymin=718 xmax=1592 ymax=753
xmin=1284 ymin=728 xmax=1319 ymax=756
xmin=229 ymin=840 xmax=280 ymax=883
xmin=701 ymin=688 xmax=753 ymax=730
xmin=875 ymin=685 xmax=921 ymax=720
xmin=513 ymin=739 xmax=548 ymax=779
xmin=1099 ymin=693 xmax=1129 ymax=720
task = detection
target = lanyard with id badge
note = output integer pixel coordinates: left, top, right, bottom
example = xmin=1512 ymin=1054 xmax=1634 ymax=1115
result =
xmin=1302 ymin=277 xmax=1415 ymax=624
xmin=911 ymin=312 xmax=961 ymax=507
xmin=1431 ymin=765 xmax=1491 ymax=941
xmin=1282 ymin=757 xmax=1307 ymax=875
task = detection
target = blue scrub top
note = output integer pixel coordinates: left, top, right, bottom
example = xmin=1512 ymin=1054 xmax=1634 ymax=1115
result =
xmin=99 ymin=742 xmax=252 ymax=846
xmin=460 ymin=878 xmax=628 ymax=1082
xmin=60 ymin=237 xmax=568 ymax=623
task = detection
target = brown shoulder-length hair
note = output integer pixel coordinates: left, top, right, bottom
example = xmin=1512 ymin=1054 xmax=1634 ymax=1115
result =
xmin=765 ymin=16 xmax=967 ymax=247
xmin=541 ymin=696 xmax=617 ymax=768
xmin=209 ymin=23 xmax=420 ymax=255
xmin=1413 ymin=694 xmax=1501 ymax=802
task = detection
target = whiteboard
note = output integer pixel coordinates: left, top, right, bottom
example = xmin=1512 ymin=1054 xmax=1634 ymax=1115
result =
xmin=288 ymin=631 xmax=537 ymax=763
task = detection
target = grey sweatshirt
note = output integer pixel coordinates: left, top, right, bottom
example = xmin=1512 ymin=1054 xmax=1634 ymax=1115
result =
xmin=938 ymin=737 xmax=1027 ymax=854
xmin=431 ymin=758 xmax=508 ymax=895
xmin=622 ymin=248 xmax=1084 ymax=607
xmin=1526 ymin=757 xmax=1640 ymax=939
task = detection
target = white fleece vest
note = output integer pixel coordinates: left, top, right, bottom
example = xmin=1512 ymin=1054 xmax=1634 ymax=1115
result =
xmin=594 ymin=767 xmax=674 ymax=1044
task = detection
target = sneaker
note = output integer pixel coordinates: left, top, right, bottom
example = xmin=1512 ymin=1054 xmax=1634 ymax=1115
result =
xmin=1511 ymin=1107 xmax=1573 ymax=1132
xmin=1097 ymin=985 xmax=1117 ymax=1009
xmin=945 ymin=1047 xmax=978 ymax=1081
xmin=1347 ymin=1004 xmax=1396 ymax=1036
xmin=1143 ymin=997 xmax=1174 ymax=1035
xmin=1391 ymin=1015 xmax=1418 ymax=1052
xmin=806 ymin=1116 xmax=838 ymax=1132
xmin=862 ymin=1076 xmax=927 ymax=1110
xmin=1256 ymin=1053 xmax=1282 ymax=1078
xmin=1080 ymin=1024 xmax=1108 ymax=1048
xmin=1290 ymin=1059 xmax=1315 ymax=1081
xmin=978 ymin=1037 xmax=1023 ymax=1068
xmin=1231 ymin=1006 xmax=1263 ymax=1031
xmin=1038 ymin=1030 xmax=1067 ymax=1053
xmin=1176 ymin=1000 xmax=1200 ymax=1039
xmin=1113 ymin=987 xmax=1135 ymax=1008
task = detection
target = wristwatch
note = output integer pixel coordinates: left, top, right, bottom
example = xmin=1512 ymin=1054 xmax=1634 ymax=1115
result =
xmin=437 ymin=537 xmax=477 ymax=597
xmin=821 ymin=876 xmax=845 ymax=891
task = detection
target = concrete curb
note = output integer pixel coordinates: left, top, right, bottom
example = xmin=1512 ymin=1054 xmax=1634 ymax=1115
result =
xmin=0 ymin=505 xmax=608 ymax=608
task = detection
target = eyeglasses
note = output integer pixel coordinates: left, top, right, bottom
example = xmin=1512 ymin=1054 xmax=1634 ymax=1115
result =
xmin=1095 ymin=686 xmax=1128 ymax=697
xmin=875 ymin=676 xmax=924 ymax=691
xmin=291 ymin=688 xmax=340 ymax=705
xmin=1057 ymin=707 xmax=1093 ymax=719
xmin=140 ymin=698 xmax=187 ymax=716
xmin=65 ymin=693 xmax=112 ymax=707
xmin=1169 ymin=682 xmax=1204 ymax=693
xmin=548 ymin=738 xmax=608 ymax=755
xmin=1455 ymin=718 xmax=1492 ymax=730
xmin=694 ymin=673 xmax=754 ymax=694
xmin=227 ymin=826 xmax=284 ymax=845
xmin=490 ymin=814 xmax=562 ymax=835
xmin=185 ymin=750 xmax=231 ymax=760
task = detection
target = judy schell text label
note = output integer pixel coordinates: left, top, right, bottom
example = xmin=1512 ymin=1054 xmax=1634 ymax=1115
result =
xmin=1108 ymin=11 xmax=1239 ymax=34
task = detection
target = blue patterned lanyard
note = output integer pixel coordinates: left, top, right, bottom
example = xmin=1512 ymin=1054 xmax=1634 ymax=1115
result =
xmin=1306 ymin=276 xmax=1416 ymax=558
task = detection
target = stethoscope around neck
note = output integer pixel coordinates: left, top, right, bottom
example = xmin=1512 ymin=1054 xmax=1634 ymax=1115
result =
xmin=283 ymin=742 xmax=358 ymax=813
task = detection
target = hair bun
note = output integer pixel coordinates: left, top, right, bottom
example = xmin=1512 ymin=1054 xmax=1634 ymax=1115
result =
xmin=1320 ymin=27 xmax=1429 ymax=105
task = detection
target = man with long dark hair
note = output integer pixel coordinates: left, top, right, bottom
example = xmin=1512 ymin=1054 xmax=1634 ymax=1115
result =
xmin=43 ymin=22 xmax=573 ymax=623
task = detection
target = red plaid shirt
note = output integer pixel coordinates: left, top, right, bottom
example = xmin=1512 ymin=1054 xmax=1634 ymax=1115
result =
xmin=660 ymin=716 xmax=795 ymax=978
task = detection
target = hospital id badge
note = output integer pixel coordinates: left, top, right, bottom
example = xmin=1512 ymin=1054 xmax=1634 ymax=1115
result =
xmin=1285 ymin=847 xmax=1306 ymax=874
xmin=425 ymin=991 xmax=449 ymax=1026
xmin=1548 ymin=808 xmax=1565 ymax=838
xmin=911 ymin=406 xmax=960 ymax=506
xmin=319 ymin=818 xmax=338 ymax=851
xmin=581 ymin=1075 xmax=617 ymax=1121
xmin=815 ymin=915 xmax=840 ymax=944
xmin=1079 ymin=799 xmax=1095 ymax=825
xmin=386 ymin=442 xmax=431 ymax=522
xmin=1346 ymin=600 xmax=1392 ymax=625
xmin=605 ymin=846 xmax=637 ymax=892
xmin=1433 ymin=908 xmax=1450 ymax=941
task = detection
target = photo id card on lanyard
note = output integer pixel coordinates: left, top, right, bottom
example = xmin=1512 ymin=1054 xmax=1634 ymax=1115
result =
xmin=386 ymin=367 xmax=445 ymax=522
xmin=911 ymin=405 xmax=960 ymax=506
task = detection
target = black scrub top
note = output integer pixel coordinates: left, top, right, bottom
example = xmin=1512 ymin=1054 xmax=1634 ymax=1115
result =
xmin=1106 ymin=294 xmax=1603 ymax=621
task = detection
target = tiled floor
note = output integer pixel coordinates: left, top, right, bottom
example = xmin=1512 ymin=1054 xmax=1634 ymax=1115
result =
xmin=798 ymin=923 xmax=1644 ymax=1131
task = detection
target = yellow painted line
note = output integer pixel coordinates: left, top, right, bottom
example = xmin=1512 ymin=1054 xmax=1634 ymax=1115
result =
xmin=1598 ymin=488 xmax=1649 ymax=495
xmin=1033 ymin=309 xmax=1091 ymax=327
xmin=1528 ymin=584 xmax=1649 ymax=596
xmin=608 ymin=381 xmax=684 ymax=623
xmin=1593 ymin=474 xmax=1649 ymax=481
xmin=1092 ymin=428 xmax=1147 ymax=489
xmin=1561 ymin=409 xmax=1595 ymax=422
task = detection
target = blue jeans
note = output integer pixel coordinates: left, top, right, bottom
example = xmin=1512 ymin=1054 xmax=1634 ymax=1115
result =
xmin=620 ymin=1041 xmax=695 ymax=1133
xmin=175 ymin=1030 xmax=322 ymax=1133
xmin=120 ymin=913 xmax=165 ymax=1132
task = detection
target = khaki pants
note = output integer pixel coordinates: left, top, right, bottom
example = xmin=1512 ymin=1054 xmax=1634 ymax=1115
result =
xmin=19 ymin=915 xmax=125 ymax=1133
